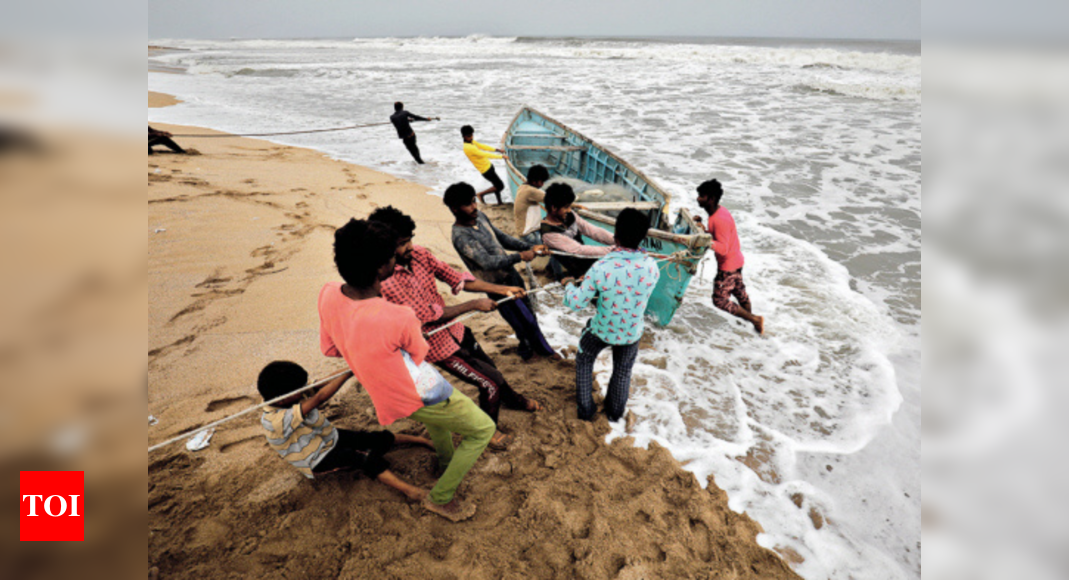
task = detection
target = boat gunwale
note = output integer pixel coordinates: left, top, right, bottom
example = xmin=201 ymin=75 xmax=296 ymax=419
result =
xmin=501 ymin=106 xmax=709 ymax=253
xmin=500 ymin=106 xmax=674 ymax=221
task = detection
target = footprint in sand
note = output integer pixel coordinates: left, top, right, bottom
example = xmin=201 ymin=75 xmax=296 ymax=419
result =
xmin=205 ymin=395 xmax=254 ymax=413
xmin=219 ymin=436 xmax=260 ymax=454
xmin=195 ymin=273 xmax=233 ymax=289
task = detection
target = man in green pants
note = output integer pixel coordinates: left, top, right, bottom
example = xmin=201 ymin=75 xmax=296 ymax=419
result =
xmin=318 ymin=218 xmax=494 ymax=521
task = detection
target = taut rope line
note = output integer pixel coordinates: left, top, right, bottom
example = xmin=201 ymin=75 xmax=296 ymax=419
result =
xmin=148 ymin=369 xmax=351 ymax=455
xmin=169 ymin=121 xmax=393 ymax=138
xmin=424 ymin=283 xmax=562 ymax=337
xmin=148 ymin=283 xmax=564 ymax=455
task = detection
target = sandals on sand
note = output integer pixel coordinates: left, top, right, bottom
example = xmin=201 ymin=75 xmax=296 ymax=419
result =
xmin=422 ymin=497 xmax=477 ymax=522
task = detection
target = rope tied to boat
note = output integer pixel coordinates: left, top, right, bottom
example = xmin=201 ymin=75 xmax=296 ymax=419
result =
xmin=655 ymin=250 xmax=700 ymax=281
xmin=546 ymin=249 xmax=698 ymax=281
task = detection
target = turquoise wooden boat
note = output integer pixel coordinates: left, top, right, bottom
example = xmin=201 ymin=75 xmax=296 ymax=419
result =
xmin=500 ymin=106 xmax=711 ymax=326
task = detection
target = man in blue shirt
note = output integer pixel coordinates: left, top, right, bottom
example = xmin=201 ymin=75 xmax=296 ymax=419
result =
xmin=563 ymin=208 xmax=659 ymax=422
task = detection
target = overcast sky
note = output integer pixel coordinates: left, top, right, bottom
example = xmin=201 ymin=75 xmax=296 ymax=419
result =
xmin=149 ymin=0 xmax=921 ymax=41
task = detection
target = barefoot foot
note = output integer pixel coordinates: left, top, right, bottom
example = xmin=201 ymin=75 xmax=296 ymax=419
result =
xmin=488 ymin=431 xmax=512 ymax=451
xmin=753 ymin=316 xmax=765 ymax=335
xmin=422 ymin=497 xmax=477 ymax=522
xmin=405 ymin=488 xmax=430 ymax=502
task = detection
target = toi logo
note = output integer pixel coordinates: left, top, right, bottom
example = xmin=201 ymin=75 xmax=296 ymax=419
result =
xmin=20 ymin=471 xmax=84 ymax=541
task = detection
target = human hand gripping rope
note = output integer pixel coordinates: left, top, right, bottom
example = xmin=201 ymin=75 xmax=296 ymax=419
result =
xmin=424 ymin=282 xmax=563 ymax=337
xmin=147 ymin=282 xmax=566 ymax=455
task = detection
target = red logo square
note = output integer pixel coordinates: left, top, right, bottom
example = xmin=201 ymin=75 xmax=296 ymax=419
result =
xmin=20 ymin=471 xmax=84 ymax=541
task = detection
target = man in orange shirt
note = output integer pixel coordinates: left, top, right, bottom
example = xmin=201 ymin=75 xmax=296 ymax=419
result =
xmin=318 ymin=219 xmax=493 ymax=521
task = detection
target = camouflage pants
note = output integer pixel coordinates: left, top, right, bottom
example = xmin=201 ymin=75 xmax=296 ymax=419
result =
xmin=712 ymin=269 xmax=751 ymax=316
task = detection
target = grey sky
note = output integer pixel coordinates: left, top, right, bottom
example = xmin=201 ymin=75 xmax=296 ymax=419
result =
xmin=149 ymin=0 xmax=920 ymax=41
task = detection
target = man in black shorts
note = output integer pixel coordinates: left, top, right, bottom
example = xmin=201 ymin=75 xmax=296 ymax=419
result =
xmin=461 ymin=125 xmax=507 ymax=205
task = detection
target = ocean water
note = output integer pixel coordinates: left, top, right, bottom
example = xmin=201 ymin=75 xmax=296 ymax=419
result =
xmin=149 ymin=36 xmax=921 ymax=580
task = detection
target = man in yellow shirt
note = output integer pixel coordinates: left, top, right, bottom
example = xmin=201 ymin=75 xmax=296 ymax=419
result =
xmin=461 ymin=125 xmax=507 ymax=205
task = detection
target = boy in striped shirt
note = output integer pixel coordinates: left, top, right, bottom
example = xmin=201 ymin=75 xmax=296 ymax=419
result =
xmin=258 ymin=361 xmax=431 ymax=501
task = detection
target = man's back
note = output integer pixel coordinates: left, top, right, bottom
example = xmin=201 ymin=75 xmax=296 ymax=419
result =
xmin=380 ymin=246 xmax=471 ymax=363
xmin=390 ymin=110 xmax=419 ymax=139
xmin=707 ymin=206 xmax=744 ymax=272
xmin=463 ymin=140 xmax=499 ymax=173
xmin=318 ymin=282 xmax=428 ymax=425
xmin=513 ymin=184 xmax=545 ymax=234
xmin=564 ymin=249 xmax=660 ymax=344
xmin=261 ymin=403 xmax=337 ymax=479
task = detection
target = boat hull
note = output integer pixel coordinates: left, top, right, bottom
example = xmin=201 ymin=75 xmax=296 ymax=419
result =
xmin=501 ymin=107 xmax=710 ymax=326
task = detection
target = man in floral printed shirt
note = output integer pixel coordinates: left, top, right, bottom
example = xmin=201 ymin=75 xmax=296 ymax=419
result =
xmin=563 ymin=208 xmax=659 ymax=422
xmin=371 ymin=206 xmax=542 ymax=450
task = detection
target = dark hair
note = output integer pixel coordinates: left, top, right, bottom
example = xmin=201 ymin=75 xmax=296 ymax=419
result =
xmin=696 ymin=179 xmax=724 ymax=206
xmin=394 ymin=101 xmax=404 ymax=112
xmin=333 ymin=219 xmax=399 ymax=288
xmin=443 ymin=182 xmax=476 ymax=209
xmin=615 ymin=208 xmax=650 ymax=249
xmin=460 ymin=125 xmax=474 ymax=138
xmin=368 ymin=205 xmax=416 ymax=238
xmin=258 ymin=360 xmax=308 ymax=402
xmin=544 ymin=182 xmax=576 ymax=210
xmin=526 ymin=164 xmax=549 ymax=184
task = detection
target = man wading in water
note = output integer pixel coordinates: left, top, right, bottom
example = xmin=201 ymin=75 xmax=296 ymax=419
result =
xmin=390 ymin=102 xmax=438 ymax=164
xmin=695 ymin=179 xmax=765 ymax=335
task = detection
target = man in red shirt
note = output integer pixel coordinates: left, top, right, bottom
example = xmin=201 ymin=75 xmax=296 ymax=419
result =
xmin=370 ymin=206 xmax=541 ymax=450
xmin=695 ymin=179 xmax=765 ymax=335
xmin=318 ymin=218 xmax=493 ymax=521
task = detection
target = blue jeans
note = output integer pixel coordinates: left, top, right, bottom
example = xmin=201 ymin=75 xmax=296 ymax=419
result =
xmin=575 ymin=327 xmax=640 ymax=422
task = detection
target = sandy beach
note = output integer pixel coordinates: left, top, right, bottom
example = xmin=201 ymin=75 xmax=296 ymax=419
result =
xmin=148 ymin=93 xmax=801 ymax=579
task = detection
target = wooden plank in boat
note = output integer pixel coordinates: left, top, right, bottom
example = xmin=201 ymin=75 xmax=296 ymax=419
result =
xmin=507 ymin=145 xmax=585 ymax=151
xmin=509 ymin=132 xmax=564 ymax=138
xmin=578 ymin=201 xmax=661 ymax=211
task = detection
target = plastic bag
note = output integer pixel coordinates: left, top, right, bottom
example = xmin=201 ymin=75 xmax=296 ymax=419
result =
xmin=400 ymin=350 xmax=453 ymax=406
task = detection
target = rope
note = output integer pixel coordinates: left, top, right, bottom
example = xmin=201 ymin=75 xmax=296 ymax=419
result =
xmin=424 ymin=283 xmax=562 ymax=338
xmin=147 ymin=369 xmax=351 ymax=454
xmin=547 ymin=249 xmax=671 ymax=261
xmin=547 ymin=248 xmax=696 ymax=267
xmin=169 ymin=121 xmax=393 ymax=138
xmin=523 ymin=262 xmax=543 ymax=311
xmin=545 ymin=248 xmax=698 ymax=281
xmin=656 ymin=250 xmax=699 ymax=282
xmin=148 ymin=282 xmax=564 ymax=455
